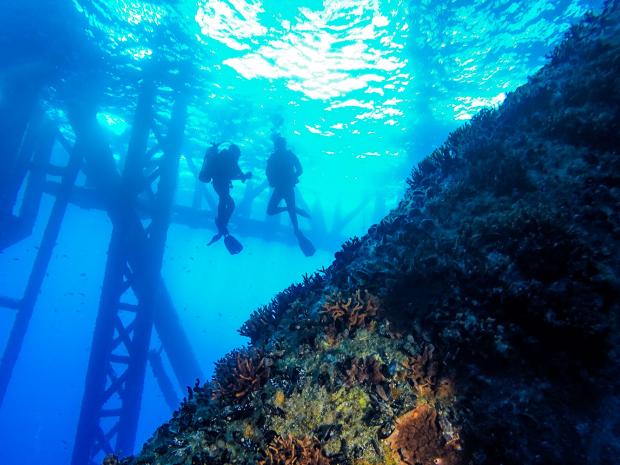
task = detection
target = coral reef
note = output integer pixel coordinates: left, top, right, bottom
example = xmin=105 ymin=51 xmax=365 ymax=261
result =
xmin=118 ymin=3 xmax=620 ymax=465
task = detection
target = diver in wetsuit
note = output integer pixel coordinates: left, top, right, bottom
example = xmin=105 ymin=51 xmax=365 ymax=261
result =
xmin=266 ymin=135 xmax=315 ymax=256
xmin=199 ymin=143 xmax=251 ymax=254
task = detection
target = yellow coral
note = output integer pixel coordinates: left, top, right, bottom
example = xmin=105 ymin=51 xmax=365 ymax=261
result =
xmin=243 ymin=422 xmax=254 ymax=439
xmin=274 ymin=389 xmax=286 ymax=408
xmin=436 ymin=378 xmax=456 ymax=402
xmin=416 ymin=383 xmax=435 ymax=401
xmin=381 ymin=442 xmax=401 ymax=465
xmin=331 ymin=386 xmax=370 ymax=412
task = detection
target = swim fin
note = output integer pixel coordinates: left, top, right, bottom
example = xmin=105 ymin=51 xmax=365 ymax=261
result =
xmin=296 ymin=231 xmax=316 ymax=257
xmin=296 ymin=208 xmax=311 ymax=219
xmin=208 ymin=233 xmax=223 ymax=246
xmin=224 ymin=234 xmax=243 ymax=255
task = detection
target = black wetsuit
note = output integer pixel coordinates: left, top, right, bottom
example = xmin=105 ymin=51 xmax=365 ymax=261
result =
xmin=266 ymin=148 xmax=304 ymax=232
xmin=201 ymin=146 xmax=246 ymax=235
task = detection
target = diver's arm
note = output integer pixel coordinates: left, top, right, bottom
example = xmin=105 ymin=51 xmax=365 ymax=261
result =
xmin=231 ymin=164 xmax=252 ymax=182
xmin=293 ymin=154 xmax=303 ymax=177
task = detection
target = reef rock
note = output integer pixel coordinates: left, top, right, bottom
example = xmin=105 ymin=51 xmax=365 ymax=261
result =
xmin=121 ymin=3 xmax=620 ymax=465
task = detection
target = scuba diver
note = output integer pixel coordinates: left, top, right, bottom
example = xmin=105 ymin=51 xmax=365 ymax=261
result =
xmin=266 ymin=134 xmax=315 ymax=257
xmin=199 ymin=142 xmax=252 ymax=255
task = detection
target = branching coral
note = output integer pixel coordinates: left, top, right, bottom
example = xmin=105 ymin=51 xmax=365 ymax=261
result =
xmin=386 ymin=405 xmax=461 ymax=465
xmin=344 ymin=356 xmax=386 ymax=387
xmin=343 ymin=356 xmax=390 ymax=401
xmin=259 ymin=435 xmax=331 ymax=465
xmin=321 ymin=290 xmax=379 ymax=334
xmin=102 ymin=455 xmax=120 ymax=465
xmin=407 ymin=109 xmax=496 ymax=190
xmin=240 ymin=274 xmax=325 ymax=344
xmin=400 ymin=346 xmax=456 ymax=404
xmin=239 ymin=302 xmax=282 ymax=345
xmin=212 ymin=349 xmax=272 ymax=400
xmin=334 ymin=236 xmax=364 ymax=263
xmin=239 ymin=286 xmax=302 ymax=344
xmin=401 ymin=345 xmax=438 ymax=393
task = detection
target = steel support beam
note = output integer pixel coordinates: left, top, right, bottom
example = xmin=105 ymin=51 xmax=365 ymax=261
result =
xmin=71 ymin=76 xmax=157 ymax=464
xmin=0 ymin=71 xmax=47 ymax=216
xmin=113 ymin=75 xmax=159 ymax=458
xmin=38 ymin=179 xmax=347 ymax=251
xmin=71 ymin=73 xmax=197 ymax=465
xmin=148 ymin=350 xmax=179 ymax=412
xmin=0 ymin=116 xmax=55 ymax=251
xmin=0 ymin=296 xmax=20 ymax=310
xmin=0 ymin=132 xmax=81 ymax=406
xmin=17 ymin=121 xmax=56 ymax=231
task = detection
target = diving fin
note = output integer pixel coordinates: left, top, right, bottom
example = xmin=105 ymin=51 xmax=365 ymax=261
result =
xmin=296 ymin=231 xmax=316 ymax=257
xmin=208 ymin=233 xmax=223 ymax=246
xmin=224 ymin=234 xmax=244 ymax=255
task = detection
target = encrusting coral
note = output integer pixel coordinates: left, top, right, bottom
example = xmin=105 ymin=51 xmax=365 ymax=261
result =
xmin=116 ymin=4 xmax=620 ymax=465
xmin=387 ymin=405 xmax=461 ymax=465
xmin=258 ymin=435 xmax=331 ymax=465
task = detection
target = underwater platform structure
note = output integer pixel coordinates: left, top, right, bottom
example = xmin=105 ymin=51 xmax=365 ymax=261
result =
xmin=0 ymin=43 xmax=357 ymax=463
xmin=2 ymin=1 xmax=620 ymax=464
xmin=0 ymin=63 xmax=202 ymax=464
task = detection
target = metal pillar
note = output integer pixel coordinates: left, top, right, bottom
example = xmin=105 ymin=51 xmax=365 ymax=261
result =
xmin=0 ymin=52 xmax=201 ymax=465
xmin=148 ymin=349 xmax=179 ymax=412
xmin=0 ymin=127 xmax=82 ymax=404
xmin=0 ymin=71 xmax=47 ymax=216
xmin=0 ymin=114 xmax=55 ymax=251
xmin=16 ymin=119 xmax=56 ymax=234
xmin=0 ymin=93 xmax=201 ymax=431
xmin=70 ymin=72 xmax=196 ymax=465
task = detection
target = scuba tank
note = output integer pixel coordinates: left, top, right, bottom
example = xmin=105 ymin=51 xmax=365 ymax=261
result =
xmin=199 ymin=143 xmax=220 ymax=182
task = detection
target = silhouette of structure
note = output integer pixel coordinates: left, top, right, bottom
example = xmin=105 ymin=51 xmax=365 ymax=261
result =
xmin=0 ymin=20 xmax=375 ymax=465
xmin=0 ymin=62 xmax=205 ymax=464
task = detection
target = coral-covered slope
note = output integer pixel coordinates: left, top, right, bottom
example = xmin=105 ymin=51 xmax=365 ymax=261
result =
xmin=121 ymin=4 xmax=620 ymax=465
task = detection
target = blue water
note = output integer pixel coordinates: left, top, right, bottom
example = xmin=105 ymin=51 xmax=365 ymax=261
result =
xmin=0 ymin=0 xmax=605 ymax=464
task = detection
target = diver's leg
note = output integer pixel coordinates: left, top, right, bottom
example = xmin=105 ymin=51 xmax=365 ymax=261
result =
xmin=214 ymin=184 xmax=230 ymax=234
xmin=283 ymin=188 xmax=300 ymax=233
xmin=215 ymin=201 xmax=227 ymax=234
xmin=296 ymin=207 xmax=310 ymax=218
xmin=220 ymin=193 xmax=235 ymax=233
xmin=267 ymin=189 xmax=286 ymax=215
